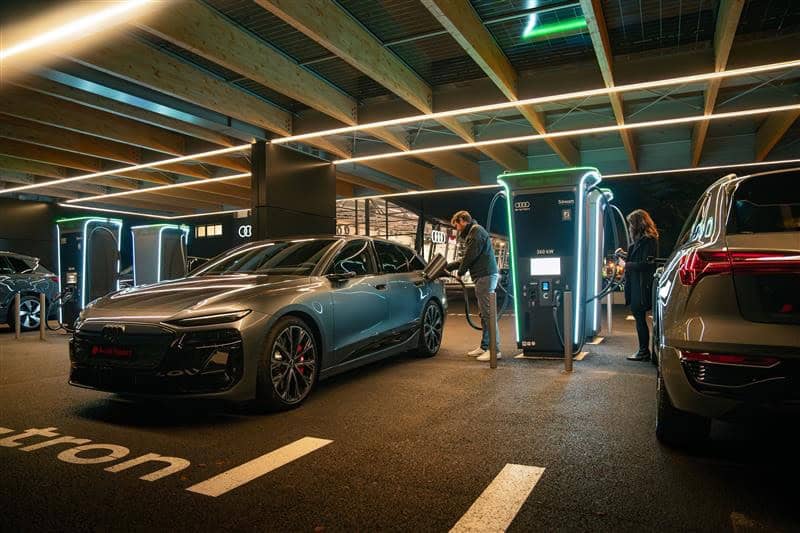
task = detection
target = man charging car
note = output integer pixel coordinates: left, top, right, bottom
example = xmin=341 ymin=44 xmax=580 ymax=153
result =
xmin=447 ymin=210 xmax=501 ymax=361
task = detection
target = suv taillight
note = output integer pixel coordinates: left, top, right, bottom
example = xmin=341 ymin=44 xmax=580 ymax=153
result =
xmin=678 ymin=250 xmax=730 ymax=286
xmin=678 ymin=250 xmax=800 ymax=286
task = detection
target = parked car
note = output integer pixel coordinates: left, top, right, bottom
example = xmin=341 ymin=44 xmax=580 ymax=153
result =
xmin=0 ymin=252 xmax=59 ymax=330
xmin=652 ymin=169 xmax=800 ymax=445
xmin=69 ymin=236 xmax=446 ymax=410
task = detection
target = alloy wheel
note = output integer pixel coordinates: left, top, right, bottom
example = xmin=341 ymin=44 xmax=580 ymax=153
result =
xmin=423 ymin=304 xmax=443 ymax=353
xmin=19 ymin=298 xmax=41 ymax=329
xmin=269 ymin=324 xmax=317 ymax=404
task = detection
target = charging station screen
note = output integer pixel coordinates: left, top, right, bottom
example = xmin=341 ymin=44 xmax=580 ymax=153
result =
xmin=531 ymin=257 xmax=561 ymax=276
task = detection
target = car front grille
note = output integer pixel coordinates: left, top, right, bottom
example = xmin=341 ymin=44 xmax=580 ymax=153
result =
xmin=69 ymin=325 xmax=244 ymax=394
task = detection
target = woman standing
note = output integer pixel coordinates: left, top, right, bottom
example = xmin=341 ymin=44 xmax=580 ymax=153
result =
xmin=619 ymin=210 xmax=659 ymax=361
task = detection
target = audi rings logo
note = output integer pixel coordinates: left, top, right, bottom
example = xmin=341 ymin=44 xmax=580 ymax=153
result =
xmin=238 ymin=224 xmax=252 ymax=238
xmin=102 ymin=324 xmax=126 ymax=344
xmin=430 ymin=230 xmax=446 ymax=244
xmin=514 ymin=201 xmax=531 ymax=212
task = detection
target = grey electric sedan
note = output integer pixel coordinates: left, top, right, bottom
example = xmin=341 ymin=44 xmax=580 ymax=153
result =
xmin=652 ymin=169 xmax=799 ymax=445
xmin=69 ymin=236 xmax=446 ymax=410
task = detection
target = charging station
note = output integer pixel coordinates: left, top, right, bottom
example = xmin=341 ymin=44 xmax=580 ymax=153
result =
xmin=498 ymin=168 xmax=604 ymax=355
xmin=56 ymin=217 xmax=122 ymax=325
xmin=131 ymin=224 xmax=190 ymax=286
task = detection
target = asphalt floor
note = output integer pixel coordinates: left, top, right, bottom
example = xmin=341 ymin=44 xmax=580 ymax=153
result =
xmin=1 ymin=304 xmax=799 ymax=532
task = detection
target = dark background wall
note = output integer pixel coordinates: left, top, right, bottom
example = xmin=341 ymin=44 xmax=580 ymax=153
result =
xmin=0 ymin=198 xmax=247 ymax=271
xmin=0 ymin=198 xmax=60 ymax=268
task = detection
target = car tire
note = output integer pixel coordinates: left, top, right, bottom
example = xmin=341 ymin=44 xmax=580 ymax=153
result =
xmin=655 ymin=370 xmax=710 ymax=447
xmin=255 ymin=316 xmax=320 ymax=412
xmin=416 ymin=300 xmax=443 ymax=358
xmin=8 ymin=295 xmax=42 ymax=331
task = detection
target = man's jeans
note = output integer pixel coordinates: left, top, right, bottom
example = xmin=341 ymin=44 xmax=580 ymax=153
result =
xmin=474 ymin=274 xmax=500 ymax=351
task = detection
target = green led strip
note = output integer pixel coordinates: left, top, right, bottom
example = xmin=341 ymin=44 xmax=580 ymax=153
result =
xmin=523 ymin=17 xmax=587 ymax=39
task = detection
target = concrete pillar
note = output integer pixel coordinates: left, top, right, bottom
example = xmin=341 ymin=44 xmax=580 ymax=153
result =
xmin=250 ymin=142 xmax=336 ymax=240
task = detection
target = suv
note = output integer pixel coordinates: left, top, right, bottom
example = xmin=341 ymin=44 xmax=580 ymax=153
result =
xmin=0 ymin=252 xmax=60 ymax=330
xmin=652 ymin=169 xmax=800 ymax=445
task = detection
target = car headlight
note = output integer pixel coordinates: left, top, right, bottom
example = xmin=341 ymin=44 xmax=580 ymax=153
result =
xmin=166 ymin=310 xmax=252 ymax=327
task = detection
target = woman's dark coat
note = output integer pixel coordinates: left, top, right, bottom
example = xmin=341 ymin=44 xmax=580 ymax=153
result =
xmin=624 ymin=235 xmax=659 ymax=313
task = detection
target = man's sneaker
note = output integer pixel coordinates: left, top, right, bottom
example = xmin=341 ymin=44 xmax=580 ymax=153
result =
xmin=467 ymin=347 xmax=485 ymax=357
xmin=476 ymin=351 xmax=501 ymax=361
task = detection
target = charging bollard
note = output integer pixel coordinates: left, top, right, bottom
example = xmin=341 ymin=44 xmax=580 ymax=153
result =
xmin=488 ymin=292 xmax=498 ymax=369
xmin=563 ymin=291 xmax=573 ymax=373
xmin=606 ymin=292 xmax=613 ymax=334
xmin=39 ymin=293 xmax=46 ymax=341
xmin=14 ymin=293 xmax=21 ymax=339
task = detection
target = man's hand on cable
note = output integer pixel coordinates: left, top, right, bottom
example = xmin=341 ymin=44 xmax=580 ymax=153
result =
xmin=445 ymin=261 xmax=461 ymax=273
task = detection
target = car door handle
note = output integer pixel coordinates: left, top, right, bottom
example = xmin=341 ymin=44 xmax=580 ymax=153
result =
xmin=374 ymin=283 xmax=388 ymax=290
xmin=414 ymin=280 xmax=425 ymax=287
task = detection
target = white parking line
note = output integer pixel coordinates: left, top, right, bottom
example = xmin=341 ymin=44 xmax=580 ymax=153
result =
xmin=186 ymin=437 xmax=333 ymax=497
xmin=450 ymin=464 xmax=545 ymax=532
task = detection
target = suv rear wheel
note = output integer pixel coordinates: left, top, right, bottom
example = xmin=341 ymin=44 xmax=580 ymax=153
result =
xmin=655 ymin=371 xmax=711 ymax=446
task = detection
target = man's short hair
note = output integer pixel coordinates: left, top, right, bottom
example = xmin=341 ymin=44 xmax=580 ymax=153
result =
xmin=451 ymin=210 xmax=472 ymax=225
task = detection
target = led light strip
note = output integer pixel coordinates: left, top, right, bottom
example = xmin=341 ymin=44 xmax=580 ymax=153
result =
xmin=65 ymin=172 xmax=251 ymax=204
xmin=0 ymin=0 xmax=153 ymax=61
xmin=274 ymin=58 xmax=800 ymax=145
xmin=334 ymin=103 xmax=800 ymax=165
xmin=0 ymin=144 xmax=250 ymax=195
xmin=58 ymin=203 xmax=251 ymax=221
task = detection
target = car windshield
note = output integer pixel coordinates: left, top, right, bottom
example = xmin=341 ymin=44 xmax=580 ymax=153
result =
xmin=192 ymin=239 xmax=336 ymax=276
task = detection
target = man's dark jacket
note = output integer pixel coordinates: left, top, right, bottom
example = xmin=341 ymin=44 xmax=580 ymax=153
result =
xmin=624 ymin=235 xmax=659 ymax=312
xmin=450 ymin=222 xmax=498 ymax=279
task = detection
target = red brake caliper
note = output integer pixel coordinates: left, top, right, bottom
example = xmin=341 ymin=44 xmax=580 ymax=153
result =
xmin=296 ymin=341 xmax=305 ymax=375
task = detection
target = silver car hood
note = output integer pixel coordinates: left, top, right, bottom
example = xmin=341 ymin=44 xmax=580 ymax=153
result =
xmin=84 ymin=274 xmax=313 ymax=321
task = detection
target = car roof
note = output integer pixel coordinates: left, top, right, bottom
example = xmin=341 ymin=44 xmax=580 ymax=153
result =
xmin=0 ymin=251 xmax=38 ymax=261
xmin=736 ymin=166 xmax=800 ymax=181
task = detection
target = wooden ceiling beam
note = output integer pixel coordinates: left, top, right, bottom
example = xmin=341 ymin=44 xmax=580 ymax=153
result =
xmin=421 ymin=0 xmax=578 ymax=166
xmin=139 ymin=0 xmax=355 ymax=126
xmin=336 ymin=172 xmax=398 ymax=194
xmin=1 ymin=88 xmax=248 ymax=175
xmin=366 ymin=126 xmax=480 ymax=184
xmin=336 ymin=181 xmax=355 ymax=197
xmin=10 ymin=73 xmax=238 ymax=148
xmin=0 ymin=117 xmax=220 ymax=183
xmin=303 ymin=136 xmax=433 ymax=189
xmin=755 ymin=110 xmax=800 ymax=161
xmin=257 ymin=0 xmax=513 ymax=175
xmin=580 ymin=0 xmax=638 ymax=172
xmin=0 ymin=140 xmax=138 ymax=190
xmin=68 ymin=34 xmax=291 ymax=136
xmin=1 ymin=88 xmax=188 ymax=156
xmin=691 ymin=0 xmax=745 ymax=166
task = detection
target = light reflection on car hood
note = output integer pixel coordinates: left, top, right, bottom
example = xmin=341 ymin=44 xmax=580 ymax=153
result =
xmin=84 ymin=274 xmax=313 ymax=319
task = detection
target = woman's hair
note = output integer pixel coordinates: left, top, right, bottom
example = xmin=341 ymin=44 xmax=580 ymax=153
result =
xmin=451 ymin=210 xmax=472 ymax=226
xmin=627 ymin=209 xmax=659 ymax=241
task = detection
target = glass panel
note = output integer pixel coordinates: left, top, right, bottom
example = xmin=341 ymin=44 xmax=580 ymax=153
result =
xmin=329 ymin=239 xmax=374 ymax=276
xmin=194 ymin=240 xmax=336 ymax=276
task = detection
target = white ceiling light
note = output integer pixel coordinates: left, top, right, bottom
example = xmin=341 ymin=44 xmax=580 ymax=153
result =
xmin=339 ymin=158 xmax=800 ymax=201
xmin=0 ymin=144 xmax=250 ymax=195
xmin=0 ymin=0 xmax=154 ymax=61
xmin=66 ymin=173 xmax=251 ymax=204
xmin=58 ymin=203 xmax=252 ymax=220
xmin=333 ymin=103 xmax=800 ymax=165
xmin=274 ymin=58 xmax=800 ymax=145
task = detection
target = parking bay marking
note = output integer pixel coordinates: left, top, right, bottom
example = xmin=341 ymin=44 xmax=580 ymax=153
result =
xmin=450 ymin=464 xmax=545 ymax=533
xmin=186 ymin=437 xmax=333 ymax=497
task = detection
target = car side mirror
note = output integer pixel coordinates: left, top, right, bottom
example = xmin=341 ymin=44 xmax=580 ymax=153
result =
xmin=327 ymin=271 xmax=356 ymax=282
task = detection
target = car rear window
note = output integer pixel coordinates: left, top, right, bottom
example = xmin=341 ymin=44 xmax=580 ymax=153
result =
xmin=727 ymin=172 xmax=800 ymax=234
